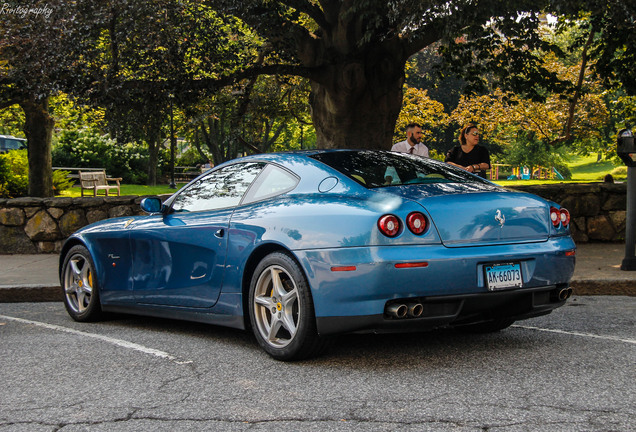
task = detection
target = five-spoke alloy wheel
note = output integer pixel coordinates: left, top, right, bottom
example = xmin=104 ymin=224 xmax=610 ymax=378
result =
xmin=249 ymin=252 xmax=326 ymax=360
xmin=61 ymin=245 xmax=103 ymax=322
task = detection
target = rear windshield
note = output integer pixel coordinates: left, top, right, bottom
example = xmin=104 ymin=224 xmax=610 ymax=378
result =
xmin=311 ymin=151 xmax=491 ymax=188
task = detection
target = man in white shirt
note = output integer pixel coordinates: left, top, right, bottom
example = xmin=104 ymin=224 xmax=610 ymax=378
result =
xmin=391 ymin=123 xmax=429 ymax=157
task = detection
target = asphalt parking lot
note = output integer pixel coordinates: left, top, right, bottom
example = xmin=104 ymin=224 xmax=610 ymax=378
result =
xmin=1 ymin=296 xmax=634 ymax=431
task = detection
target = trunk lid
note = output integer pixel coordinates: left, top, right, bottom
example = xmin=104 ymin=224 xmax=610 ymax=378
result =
xmin=390 ymin=185 xmax=551 ymax=246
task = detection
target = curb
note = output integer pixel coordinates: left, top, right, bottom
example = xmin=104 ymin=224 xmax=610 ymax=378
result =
xmin=0 ymin=285 xmax=62 ymax=303
xmin=0 ymin=281 xmax=633 ymax=303
xmin=571 ymin=280 xmax=636 ymax=296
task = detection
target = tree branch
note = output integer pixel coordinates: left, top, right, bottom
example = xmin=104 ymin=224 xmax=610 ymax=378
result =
xmin=550 ymin=28 xmax=595 ymax=146
xmin=115 ymin=63 xmax=322 ymax=97
xmin=281 ymin=0 xmax=330 ymax=31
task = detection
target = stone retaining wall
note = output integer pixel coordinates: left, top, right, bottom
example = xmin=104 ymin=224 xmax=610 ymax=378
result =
xmin=0 ymin=195 xmax=167 ymax=254
xmin=507 ymin=183 xmax=627 ymax=243
xmin=0 ymin=183 xmax=628 ymax=254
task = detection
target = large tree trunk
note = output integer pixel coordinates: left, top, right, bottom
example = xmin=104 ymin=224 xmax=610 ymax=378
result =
xmin=308 ymin=41 xmax=407 ymax=149
xmin=21 ymin=98 xmax=54 ymax=197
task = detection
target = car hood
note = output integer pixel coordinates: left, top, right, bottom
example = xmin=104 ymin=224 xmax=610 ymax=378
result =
xmin=386 ymin=184 xmax=551 ymax=246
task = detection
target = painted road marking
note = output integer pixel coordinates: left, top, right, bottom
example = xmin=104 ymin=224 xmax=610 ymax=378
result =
xmin=513 ymin=324 xmax=636 ymax=345
xmin=0 ymin=314 xmax=193 ymax=365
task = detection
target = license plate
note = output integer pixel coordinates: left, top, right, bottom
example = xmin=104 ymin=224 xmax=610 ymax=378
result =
xmin=484 ymin=263 xmax=523 ymax=291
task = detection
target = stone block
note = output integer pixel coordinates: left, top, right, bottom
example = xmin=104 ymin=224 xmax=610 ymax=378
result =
xmin=7 ymin=197 xmax=43 ymax=207
xmin=609 ymin=211 xmax=627 ymax=234
xmin=601 ymin=193 xmax=627 ymax=211
xmin=0 ymin=225 xmax=37 ymax=253
xmin=59 ymin=209 xmax=89 ymax=237
xmin=48 ymin=208 xmax=64 ymax=219
xmin=44 ymin=197 xmax=73 ymax=207
xmin=37 ymin=240 xmax=63 ymax=253
xmin=108 ymin=205 xmax=134 ymax=218
xmin=24 ymin=209 xmax=61 ymax=241
xmin=587 ymin=215 xmax=615 ymax=241
xmin=25 ymin=207 xmax=42 ymax=218
xmin=73 ymin=197 xmax=105 ymax=207
xmin=560 ymin=194 xmax=600 ymax=218
xmin=86 ymin=209 xmax=109 ymax=224
xmin=0 ymin=208 xmax=25 ymax=226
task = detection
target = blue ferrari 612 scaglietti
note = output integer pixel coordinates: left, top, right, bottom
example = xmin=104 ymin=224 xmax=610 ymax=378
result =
xmin=60 ymin=150 xmax=576 ymax=360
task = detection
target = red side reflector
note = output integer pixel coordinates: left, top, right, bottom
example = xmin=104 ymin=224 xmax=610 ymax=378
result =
xmin=565 ymin=250 xmax=576 ymax=257
xmin=331 ymin=266 xmax=357 ymax=272
xmin=394 ymin=262 xmax=429 ymax=269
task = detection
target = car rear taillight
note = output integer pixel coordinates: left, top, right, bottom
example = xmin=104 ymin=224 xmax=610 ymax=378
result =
xmin=550 ymin=207 xmax=570 ymax=227
xmin=406 ymin=212 xmax=428 ymax=235
xmin=378 ymin=214 xmax=401 ymax=237
xmin=550 ymin=207 xmax=560 ymax=226
xmin=559 ymin=208 xmax=570 ymax=226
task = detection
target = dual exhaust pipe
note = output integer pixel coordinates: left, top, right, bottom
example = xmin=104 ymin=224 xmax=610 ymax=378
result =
xmin=386 ymin=302 xmax=424 ymax=319
xmin=388 ymin=286 xmax=573 ymax=319
xmin=555 ymin=287 xmax=573 ymax=301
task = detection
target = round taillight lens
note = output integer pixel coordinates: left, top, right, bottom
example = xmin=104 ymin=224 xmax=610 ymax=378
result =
xmin=560 ymin=208 xmax=570 ymax=226
xmin=550 ymin=207 xmax=560 ymax=227
xmin=378 ymin=214 xmax=401 ymax=237
xmin=406 ymin=212 xmax=428 ymax=235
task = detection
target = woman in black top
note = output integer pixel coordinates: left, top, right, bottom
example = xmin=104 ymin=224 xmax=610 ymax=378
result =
xmin=445 ymin=124 xmax=491 ymax=179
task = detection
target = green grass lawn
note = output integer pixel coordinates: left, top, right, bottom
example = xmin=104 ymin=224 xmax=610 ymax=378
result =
xmin=493 ymin=154 xmax=624 ymax=186
xmin=566 ymin=154 xmax=623 ymax=181
xmin=58 ymin=183 xmax=186 ymax=198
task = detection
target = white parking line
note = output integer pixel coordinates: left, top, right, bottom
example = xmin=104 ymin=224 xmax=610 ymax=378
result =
xmin=513 ymin=324 xmax=636 ymax=345
xmin=0 ymin=314 xmax=193 ymax=365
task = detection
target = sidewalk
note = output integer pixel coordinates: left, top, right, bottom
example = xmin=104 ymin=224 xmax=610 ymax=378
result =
xmin=0 ymin=243 xmax=634 ymax=302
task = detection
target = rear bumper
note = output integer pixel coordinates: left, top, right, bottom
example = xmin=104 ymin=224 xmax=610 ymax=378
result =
xmin=316 ymin=284 xmax=569 ymax=335
xmin=293 ymin=236 xmax=575 ymax=335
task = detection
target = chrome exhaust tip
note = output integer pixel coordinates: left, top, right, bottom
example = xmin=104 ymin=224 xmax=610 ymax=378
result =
xmin=407 ymin=303 xmax=424 ymax=318
xmin=386 ymin=303 xmax=408 ymax=319
xmin=557 ymin=288 xmax=572 ymax=301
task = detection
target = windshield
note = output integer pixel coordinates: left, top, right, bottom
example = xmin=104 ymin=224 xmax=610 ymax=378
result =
xmin=311 ymin=151 xmax=492 ymax=188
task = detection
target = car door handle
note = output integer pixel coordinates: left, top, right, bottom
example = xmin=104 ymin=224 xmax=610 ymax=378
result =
xmin=214 ymin=229 xmax=225 ymax=238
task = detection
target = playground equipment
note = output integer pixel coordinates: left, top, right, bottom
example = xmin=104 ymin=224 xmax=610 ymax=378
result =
xmin=505 ymin=165 xmax=564 ymax=180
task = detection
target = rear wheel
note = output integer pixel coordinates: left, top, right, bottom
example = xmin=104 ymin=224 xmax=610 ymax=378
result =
xmin=249 ymin=252 xmax=328 ymax=361
xmin=61 ymin=245 xmax=103 ymax=322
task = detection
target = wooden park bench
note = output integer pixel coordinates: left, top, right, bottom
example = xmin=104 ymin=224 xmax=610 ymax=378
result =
xmin=79 ymin=170 xmax=122 ymax=197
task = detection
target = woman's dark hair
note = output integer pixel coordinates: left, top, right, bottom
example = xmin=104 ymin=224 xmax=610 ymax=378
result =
xmin=459 ymin=124 xmax=478 ymax=146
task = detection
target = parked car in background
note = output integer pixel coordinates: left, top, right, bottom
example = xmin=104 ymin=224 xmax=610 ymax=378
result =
xmin=59 ymin=150 xmax=576 ymax=360
xmin=0 ymin=135 xmax=27 ymax=153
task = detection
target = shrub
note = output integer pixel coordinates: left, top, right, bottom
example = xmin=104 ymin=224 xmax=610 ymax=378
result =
xmin=0 ymin=149 xmax=28 ymax=198
xmin=52 ymin=170 xmax=74 ymax=195
xmin=52 ymin=128 xmax=167 ymax=184
xmin=176 ymin=147 xmax=207 ymax=167
xmin=499 ymin=131 xmax=572 ymax=180
xmin=608 ymin=166 xmax=628 ymax=179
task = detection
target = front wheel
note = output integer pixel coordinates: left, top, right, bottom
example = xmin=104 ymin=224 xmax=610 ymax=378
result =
xmin=249 ymin=252 xmax=328 ymax=361
xmin=61 ymin=245 xmax=103 ymax=322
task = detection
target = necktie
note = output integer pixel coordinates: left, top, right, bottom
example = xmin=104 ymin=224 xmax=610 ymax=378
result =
xmin=409 ymin=146 xmax=414 ymax=154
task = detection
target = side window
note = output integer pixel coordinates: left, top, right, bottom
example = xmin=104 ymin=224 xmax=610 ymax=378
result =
xmin=7 ymin=139 xmax=24 ymax=150
xmin=171 ymin=162 xmax=265 ymax=212
xmin=243 ymin=164 xmax=299 ymax=204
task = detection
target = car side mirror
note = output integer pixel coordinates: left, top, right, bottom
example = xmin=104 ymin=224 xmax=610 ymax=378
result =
xmin=140 ymin=197 xmax=164 ymax=214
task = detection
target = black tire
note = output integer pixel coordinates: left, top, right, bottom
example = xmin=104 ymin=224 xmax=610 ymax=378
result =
xmin=61 ymin=245 xmax=103 ymax=322
xmin=458 ymin=317 xmax=515 ymax=333
xmin=248 ymin=252 xmax=328 ymax=361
